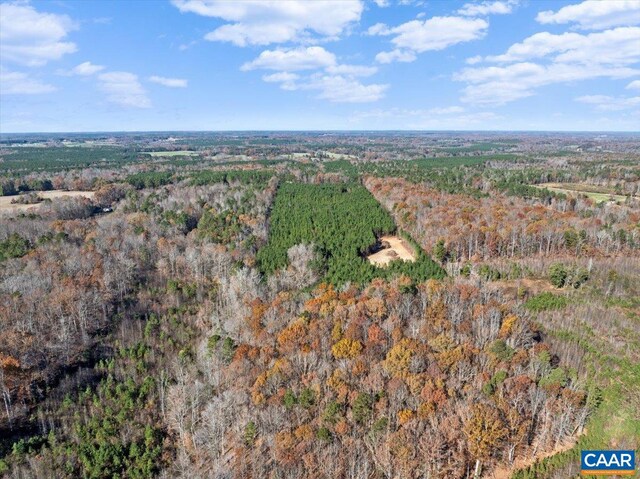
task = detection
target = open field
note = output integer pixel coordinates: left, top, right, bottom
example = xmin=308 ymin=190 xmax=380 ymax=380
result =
xmin=146 ymin=151 xmax=199 ymax=157
xmin=0 ymin=190 xmax=94 ymax=214
xmin=366 ymin=235 xmax=416 ymax=266
xmin=320 ymin=151 xmax=358 ymax=160
xmin=533 ymin=182 xmax=630 ymax=203
xmin=291 ymin=151 xmax=357 ymax=161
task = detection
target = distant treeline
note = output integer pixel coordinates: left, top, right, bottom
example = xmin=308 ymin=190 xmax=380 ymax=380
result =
xmin=126 ymin=172 xmax=174 ymax=189
xmin=190 ymin=169 xmax=275 ymax=186
xmin=124 ymin=169 xmax=276 ymax=190
xmin=0 ymin=146 xmax=138 ymax=173
xmin=0 ymin=179 xmax=53 ymax=196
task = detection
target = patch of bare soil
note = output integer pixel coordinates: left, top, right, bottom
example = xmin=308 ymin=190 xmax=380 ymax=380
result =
xmin=367 ymin=235 xmax=416 ymax=266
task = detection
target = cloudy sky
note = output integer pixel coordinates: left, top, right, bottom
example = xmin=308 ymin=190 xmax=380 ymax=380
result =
xmin=1 ymin=0 xmax=639 ymax=132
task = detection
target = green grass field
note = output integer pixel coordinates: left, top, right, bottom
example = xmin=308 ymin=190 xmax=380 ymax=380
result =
xmin=533 ymin=183 xmax=630 ymax=204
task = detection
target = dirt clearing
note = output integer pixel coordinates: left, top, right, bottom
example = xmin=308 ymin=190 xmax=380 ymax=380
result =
xmin=0 ymin=190 xmax=95 ymax=215
xmin=367 ymin=235 xmax=416 ymax=266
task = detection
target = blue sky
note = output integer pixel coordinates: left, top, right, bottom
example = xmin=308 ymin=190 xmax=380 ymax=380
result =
xmin=1 ymin=0 xmax=639 ymax=132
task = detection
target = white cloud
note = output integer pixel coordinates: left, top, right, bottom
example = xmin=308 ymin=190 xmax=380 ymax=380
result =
xmin=172 ymin=0 xmax=363 ymax=46
xmin=457 ymin=62 xmax=640 ymax=105
xmin=98 ymin=72 xmax=151 ymax=108
xmin=173 ymin=1 xmax=384 ymax=104
xmin=457 ymin=27 xmax=640 ymax=105
xmin=484 ymin=28 xmax=640 ymax=65
xmin=0 ymin=69 xmax=55 ymax=95
xmin=262 ymin=72 xmax=299 ymax=82
xmin=484 ymin=31 xmax=583 ymax=63
xmin=575 ymin=94 xmax=640 ymax=111
xmin=466 ymin=55 xmax=483 ymax=65
xmin=428 ymin=106 xmax=466 ymax=114
xmin=458 ymin=1 xmax=517 ymax=17
xmin=303 ymin=74 xmax=388 ymax=103
xmin=241 ymin=46 xmax=336 ymax=71
xmin=262 ymin=72 xmax=299 ymax=90
xmin=178 ymin=40 xmax=198 ymax=51
xmin=242 ymin=45 xmax=382 ymax=102
xmin=259 ymin=72 xmax=387 ymax=103
xmin=537 ymin=0 xmax=640 ymax=30
xmin=149 ymin=75 xmax=188 ymax=88
xmin=390 ymin=17 xmax=488 ymax=51
xmin=554 ymin=28 xmax=639 ymax=64
xmin=71 ymin=61 xmax=105 ymax=76
xmin=373 ymin=0 xmax=390 ymax=7
xmin=626 ymin=80 xmax=640 ymax=90
xmin=0 ymin=2 xmax=77 ymax=66
xmin=326 ymin=64 xmax=377 ymax=77
xmin=375 ymin=49 xmax=417 ymax=64
xmin=204 ymin=23 xmax=299 ymax=46
xmin=367 ymin=22 xmax=390 ymax=35
xmin=371 ymin=16 xmax=488 ymax=63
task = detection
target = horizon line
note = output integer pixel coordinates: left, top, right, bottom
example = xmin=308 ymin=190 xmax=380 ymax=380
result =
xmin=2 ymin=129 xmax=639 ymax=135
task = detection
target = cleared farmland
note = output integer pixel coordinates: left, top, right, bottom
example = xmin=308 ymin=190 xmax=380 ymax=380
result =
xmin=533 ymin=182 xmax=631 ymax=203
xmin=0 ymin=190 xmax=95 ymax=214
xmin=145 ymin=151 xmax=199 ymax=157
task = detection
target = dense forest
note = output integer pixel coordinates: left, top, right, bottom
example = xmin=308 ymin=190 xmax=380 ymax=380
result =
xmin=257 ymin=182 xmax=445 ymax=285
xmin=365 ymin=176 xmax=638 ymax=260
xmin=0 ymin=132 xmax=638 ymax=479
